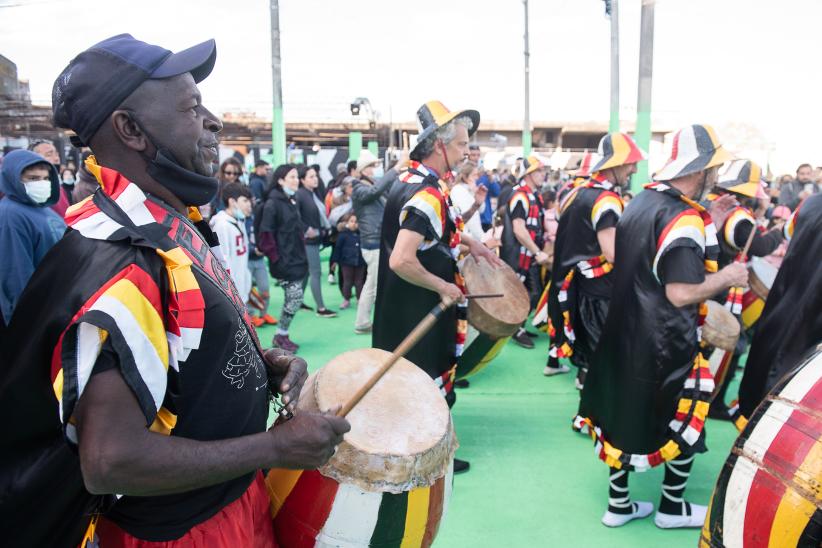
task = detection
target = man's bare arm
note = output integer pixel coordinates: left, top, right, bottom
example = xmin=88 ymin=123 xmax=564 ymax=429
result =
xmin=597 ymin=227 xmax=616 ymax=264
xmin=665 ymin=262 xmax=748 ymax=308
xmin=75 ymin=368 xmax=348 ymax=497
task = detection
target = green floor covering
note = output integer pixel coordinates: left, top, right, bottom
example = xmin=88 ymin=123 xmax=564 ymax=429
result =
xmin=257 ymin=258 xmax=740 ymax=547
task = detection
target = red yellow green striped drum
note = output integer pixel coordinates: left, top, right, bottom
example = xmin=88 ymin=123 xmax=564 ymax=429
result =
xmin=700 ymin=346 xmax=822 ymax=547
xmin=266 ymin=349 xmax=457 ymax=547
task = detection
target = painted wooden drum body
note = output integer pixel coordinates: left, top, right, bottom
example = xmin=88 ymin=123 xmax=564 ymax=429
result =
xmin=703 ymin=300 xmax=741 ymax=353
xmin=700 ymin=347 xmax=822 ymax=547
xmin=741 ymin=258 xmax=778 ymax=330
xmin=455 ymin=256 xmax=528 ymax=379
xmin=266 ymin=349 xmax=457 ymax=547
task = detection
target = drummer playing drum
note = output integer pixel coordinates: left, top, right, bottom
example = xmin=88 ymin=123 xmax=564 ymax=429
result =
xmin=372 ymin=101 xmax=501 ymax=475
xmin=705 ymin=159 xmax=786 ymax=420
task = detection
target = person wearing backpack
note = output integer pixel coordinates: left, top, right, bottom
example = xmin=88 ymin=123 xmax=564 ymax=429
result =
xmin=258 ymin=164 xmax=309 ymax=352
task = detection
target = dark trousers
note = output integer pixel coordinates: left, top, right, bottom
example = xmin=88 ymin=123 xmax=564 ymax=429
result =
xmin=341 ymin=265 xmax=366 ymax=300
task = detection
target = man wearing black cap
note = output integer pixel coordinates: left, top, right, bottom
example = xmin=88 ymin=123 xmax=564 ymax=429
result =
xmin=0 ymin=34 xmax=348 ymax=547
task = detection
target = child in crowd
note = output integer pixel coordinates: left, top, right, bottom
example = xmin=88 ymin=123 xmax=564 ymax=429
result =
xmin=330 ymin=213 xmax=366 ymax=309
xmin=210 ymin=182 xmax=253 ymax=305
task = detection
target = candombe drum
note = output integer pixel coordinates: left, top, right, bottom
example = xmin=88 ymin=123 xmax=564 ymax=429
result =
xmin=266 ymin=348 xmax=457 ymax=547
xmin=702 ymin=300 xmax=741 ymax=398
xmin=455 ymin=255 xmax=530 ymax=379
xmin=700 ymin=346 xmax=822 ymax=547
xmin=741 ymin=257 xmax=778 ymax=330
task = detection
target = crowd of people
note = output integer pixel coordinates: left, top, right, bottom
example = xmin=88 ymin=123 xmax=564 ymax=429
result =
xmin=1 ymin=33 xmax=821 ymax=547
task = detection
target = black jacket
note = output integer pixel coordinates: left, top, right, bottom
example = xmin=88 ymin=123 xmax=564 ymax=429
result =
xmin=330 ymin=229 xmax=365 ymax=267
xmin=351 ymin=169 xmax=398 ymax=249
xmin=295 ymin=186 xmax=323 ymax=245
xmin=260 ymin=187 xmax=308 ymax=281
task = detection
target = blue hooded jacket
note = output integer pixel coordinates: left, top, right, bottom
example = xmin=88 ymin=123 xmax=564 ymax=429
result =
xmin=0 ymin=149 xmax=66 ymax=324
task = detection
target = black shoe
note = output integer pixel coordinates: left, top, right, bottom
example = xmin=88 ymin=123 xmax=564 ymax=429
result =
xmin=316 ymin=308 xmax=338 ymax=318
xmin=512 ymin=329 xmax=535 ymax=349
xmin=300 ymin=303 xmax=314 ymax=311
xmin=455 ymin=379 xmax=470 ymax=389
xmin=454 ymin=458 xmax=470 ymax=474
xmin=708 ymin=405 xmax=733 ymax=421
xmin=526 ymin=330 xmax=540 ymax=338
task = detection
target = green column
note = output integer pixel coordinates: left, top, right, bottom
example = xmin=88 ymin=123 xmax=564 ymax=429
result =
xmin=522 ymin=131 xmax=532 ymax=158
xmin=633 ymin=110 xmax=651 ymax=193
xmin=367 ymin=140 xmax=379 ymax=157
xmin=272 ymin=106 xmax=285 ymax=165
xmin=632 ymin=0 xmax=654 ymax=194
xmin=349 ymin=132 xmax=363 ymax=160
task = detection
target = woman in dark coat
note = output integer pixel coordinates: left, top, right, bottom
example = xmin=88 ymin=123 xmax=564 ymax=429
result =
xmin=258 ymin=164 xmax=308 ymax=352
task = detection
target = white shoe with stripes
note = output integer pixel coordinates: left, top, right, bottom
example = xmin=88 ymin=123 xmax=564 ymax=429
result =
xmin=654 ymin=502 xmax=707 ymax=529
xmin=601 ymin=501 xmax=653 ymax=527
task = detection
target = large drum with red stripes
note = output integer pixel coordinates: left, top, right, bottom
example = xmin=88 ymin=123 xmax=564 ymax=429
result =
xmin=700 ymin=347 xmax=822 ymax=547
xmin=265 ymin=348 xmax=457 ymax=547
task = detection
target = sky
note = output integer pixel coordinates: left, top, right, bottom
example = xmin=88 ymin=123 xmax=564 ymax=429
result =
xmin=1 ymin=0 xmax=820 ymax=173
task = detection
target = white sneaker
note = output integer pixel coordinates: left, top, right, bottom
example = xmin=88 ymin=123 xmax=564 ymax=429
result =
xmin=602 ymin=501 xmax=654 ymax=527
xmin=574 ymin=377 xmax=585 ymax=390
xmin=543 ymin=364 xmax=570 ymax=376
xmin=327 ymin=274 xmax=336 ymax=285
xmin=654 ymin=502 xmax=708 ymax=529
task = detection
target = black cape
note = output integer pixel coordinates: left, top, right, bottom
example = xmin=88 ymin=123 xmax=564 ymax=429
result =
xmin=580 ymin=186 xmax=713 ymax=457
xmin=738 ymin=193 xmax=822 ymax=418
xmin=372 ymin=167 xmax=456 ymax=382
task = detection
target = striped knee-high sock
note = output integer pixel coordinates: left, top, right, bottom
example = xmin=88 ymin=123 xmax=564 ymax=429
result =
xmin=608 ymin=467 xmax=633 ymax=515
xmin=659 ymin=456 xmax=695 ymax=515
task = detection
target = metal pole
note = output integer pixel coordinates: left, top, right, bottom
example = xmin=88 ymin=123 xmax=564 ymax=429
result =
xmin=609 ymin=0 xmax=620 ymax=133
xmin=632 ymin=0 xmax=655 ymax=193
xmin=270 ymin=0 xmax=286 ymax=166
xmin=522 ymin=0 xmax=532 ymax=157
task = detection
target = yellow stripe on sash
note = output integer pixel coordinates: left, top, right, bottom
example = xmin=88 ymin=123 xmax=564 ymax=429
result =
xmin=105 ymin=279 xmax=169 ymax=368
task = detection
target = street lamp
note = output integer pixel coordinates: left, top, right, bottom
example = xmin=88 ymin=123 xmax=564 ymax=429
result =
xmin=350 ymin=97 xmax=376 ymax=129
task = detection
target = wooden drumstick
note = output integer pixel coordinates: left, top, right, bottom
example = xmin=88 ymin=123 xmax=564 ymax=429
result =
xmin=338 ymin=298 xmax=453 ymax=417
xmin=337 ymin=293 xmax=502 ymax=417
xmin=402 ymin=131 xmax=409 ymax=151
xmin=738 ymin=224 xmax=757 ymax=261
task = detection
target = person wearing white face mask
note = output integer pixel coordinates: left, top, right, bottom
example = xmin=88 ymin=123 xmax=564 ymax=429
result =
xmin=209 ymin=182 xmax=254 ymax=305
xmin=0 ymin=149 xmax=66 ymax=328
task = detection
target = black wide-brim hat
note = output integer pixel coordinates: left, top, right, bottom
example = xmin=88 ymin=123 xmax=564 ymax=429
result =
xmin=53 ymin=33 xmax=217 ymax=147
xmin=410 ymin=100 xmax=480 ymax=161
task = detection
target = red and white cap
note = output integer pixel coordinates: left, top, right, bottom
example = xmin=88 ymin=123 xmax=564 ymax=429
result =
xmin=654 ymin=124 xmax=732 ymax=181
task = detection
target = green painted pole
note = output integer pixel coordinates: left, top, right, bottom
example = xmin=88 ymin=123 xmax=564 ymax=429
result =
xmin=522 ymin=0 xmax=532 ymax=157
xmin=270 ymin=0 xmax=286 ymax=166
xmin=367 ymin=140 xmax=379 ymax=157
xmin=609 ymin=0 xmax=620 ymax=133
xmin=349 ymin=132 xmax=363 ymax=161
xmin=632 ymin=0 xmax=654 ymax=193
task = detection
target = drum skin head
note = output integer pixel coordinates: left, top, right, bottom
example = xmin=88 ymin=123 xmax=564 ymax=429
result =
xmin=298 ymin=348 xmax=457 ymax=493
xmin=703 ymin=300 xmax=741 ymax=352
xmin=461 ymin=256 xmax=530 ymax=338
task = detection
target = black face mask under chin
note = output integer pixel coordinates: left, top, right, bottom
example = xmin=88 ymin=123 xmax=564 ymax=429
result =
xmin=128 ymin=113 xmax=219 ymax=207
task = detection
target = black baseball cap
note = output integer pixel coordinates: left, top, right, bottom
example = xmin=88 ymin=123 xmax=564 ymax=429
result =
xmin=52 ymin=34 xmax=217 ymax=147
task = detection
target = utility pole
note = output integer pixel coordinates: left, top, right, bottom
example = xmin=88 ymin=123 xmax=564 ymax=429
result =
xmin=632 ymin=0 xmax=655 ymax=192
xmin=522 ymin=0 xmax=532 ymax=157
xmin=270 ymin=0 xmax=286 ymax=165
xmin=608 ymin=0 xmax=620 ymax=133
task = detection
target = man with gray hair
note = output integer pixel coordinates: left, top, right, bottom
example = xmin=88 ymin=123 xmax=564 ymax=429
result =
xmin=373 ymin=101 xmax=501 ymax=474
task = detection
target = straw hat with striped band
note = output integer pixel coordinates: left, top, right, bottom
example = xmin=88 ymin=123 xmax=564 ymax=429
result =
xmin=717 ymin=159 xmax=768 ymax=199
xmin=589 ymin=132 xmax=646 ymax=174
xmin=410 ymin=100 xmax=480 ymax=161
xmin=519 ymin=155 xmax=546 ymax=180
xmin=654 ymin=124 xmax=732 ymax=182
